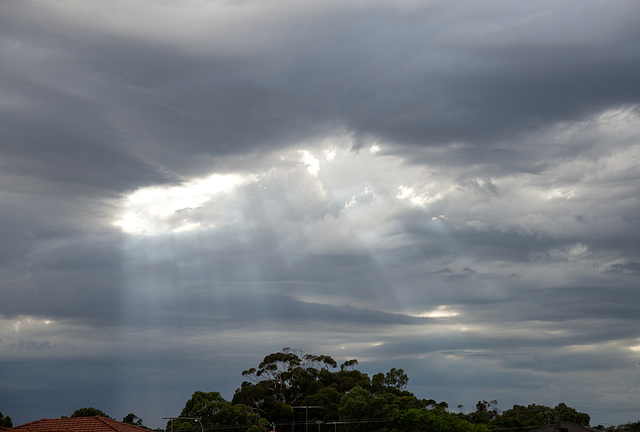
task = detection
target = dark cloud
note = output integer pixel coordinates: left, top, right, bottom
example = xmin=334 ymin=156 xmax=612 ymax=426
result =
xmin=0 ymin=75 xmax=172 ymax=193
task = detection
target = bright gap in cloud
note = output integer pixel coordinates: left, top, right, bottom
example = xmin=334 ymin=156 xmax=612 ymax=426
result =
xmin=5 ymin=315 xmax=56 ymax=333
xmin=114 ymin=106 xmax=640 ymax=246
xmin=114 ymin=173 xmax=253 ymax=235
xmin=300 ymin=150 xmax=320 ymax=176
xmin=114 ymin=140 xmax=443 ymax=238
xmin=0 ymin=315 xmax=117 ymax=360
xmin=411 ymin=305 xmax=459 ymax=318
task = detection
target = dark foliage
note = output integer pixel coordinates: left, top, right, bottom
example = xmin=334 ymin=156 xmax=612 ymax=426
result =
xmin=69 ymin=407 xmax=112 ymax=418
xmin=170 ymin=348 xmax=598 ymax=432
xmin=0 ymin=411 xmax=12 ymax=428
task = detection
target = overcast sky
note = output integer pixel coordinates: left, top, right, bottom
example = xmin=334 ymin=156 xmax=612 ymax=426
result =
xmin=2 ymin=0 xmax=640 ymax=429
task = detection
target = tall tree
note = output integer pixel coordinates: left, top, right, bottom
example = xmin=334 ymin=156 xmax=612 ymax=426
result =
xmin=233 ymin=348 xmax=342 ymax=430
xmin=384 ymin=368 xmax=409 ymax=391
xmin=491 ymin=403 xmax=551 ymax=430
xmin=338 ymin=386 xmax=375 ymax=432
xmin=240 ymin=348 xmax=307 ymax=404
xmin=552 ymin=402 xmax=590 ymax=426
xmin=174 ymin=391 xmax=267 ymax=432
xmin=467 ymin=400 xmax=499 ymax=424
xmin=371 ymin=368 xmax=409 ymax=395
xmin=233 ymin=348 xmax=437 ymax=432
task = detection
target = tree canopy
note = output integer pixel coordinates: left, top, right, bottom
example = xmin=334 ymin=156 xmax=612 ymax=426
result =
xmin=0 ymin=410 xmax=12 ymax=428
xmin=230 ymin=348 xmax=486 ymax=432
xmin=69 ymin=407 xmax=112 ymax=418
xmin=143 ymin=348 xmax=597 ymax=432
xmin=123 ymin=413 xmax=145 ymax=427
xmin=489 ymin=402 xmax=590 ymax=430
xmin=168 ymin=391 xmax=267 ymax=432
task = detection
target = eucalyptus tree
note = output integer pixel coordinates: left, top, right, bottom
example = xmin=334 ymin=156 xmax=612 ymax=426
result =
xmin=171 ymin=391 xmax=267 ymax=432
xmin=233 ymin=348 xmax=346 ymax=431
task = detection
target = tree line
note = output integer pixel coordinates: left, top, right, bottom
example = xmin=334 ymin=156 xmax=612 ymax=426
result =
xmin=163 ymin=348 xmax=595 ymax=432
xmin=3 ymin=348 xmax=638 ymax=432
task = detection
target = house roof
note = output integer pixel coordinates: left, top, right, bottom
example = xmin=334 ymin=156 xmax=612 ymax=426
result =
xmin=14 ymin=416 xmax=149 ymax=432
xmin=529 ymin=421 xmax=600 ymax=432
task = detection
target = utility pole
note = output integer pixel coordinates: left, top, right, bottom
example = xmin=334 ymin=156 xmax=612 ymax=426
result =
xmin=327 ymin=422 xmax=342 ymax=432
xmin=293 ymin=406 xmax=324 ymax=432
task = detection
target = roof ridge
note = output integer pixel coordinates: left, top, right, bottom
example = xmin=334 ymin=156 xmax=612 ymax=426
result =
xmin=98 ymin=416 xmax=123 ymax=432
xmin=93 ymin=416 xmax=114 ymax=431
xmin=14 ymin=419 xmax=46 ymax=429
xmin=96 ymin=416 xmax=150 ymax=432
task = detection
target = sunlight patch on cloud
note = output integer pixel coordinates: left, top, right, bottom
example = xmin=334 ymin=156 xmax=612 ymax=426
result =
xmin=412 ymin=305 xmax=459 ymax=318
xmin=114 ymin=135 xmax=415 ymax=239
xmin=171 ymin=222 xmax=202 ymax=233
xmin=300 ymin=150 xmax=320 ymax=176
xmin=7 ymin=315 xmax=56 ymax=333
xmin=544 ymin=187 xmax=575 ymax=200
xmin=325 ymin=148 xmax=337 ymax=161
xmin=396 ymin=184 xmax=443 ymax=207
xmin=0 ymin=315 xmax=113 ymax=359
xmin=114 ymin=173 xmax=252 ymax=235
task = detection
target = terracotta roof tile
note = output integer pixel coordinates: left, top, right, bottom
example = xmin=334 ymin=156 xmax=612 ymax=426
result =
xmin=15 ymin=429 xmax=73 ymax=432
xmin=15 ymin=416 xmax=149 ymax=432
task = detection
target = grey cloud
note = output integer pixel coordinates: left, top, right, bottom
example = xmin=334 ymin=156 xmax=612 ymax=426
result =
xmin=5 ymin=0 xmax=638 ymax=176
xmin=0 ymin=78 xmax=171 ymax=193
xmin=2 ymin=0 xmax=640 ymax=429
xmin=0 ymin=230 xmax=125 ymax=325
xmin=607 ymin=261 xmax=640 ymax=274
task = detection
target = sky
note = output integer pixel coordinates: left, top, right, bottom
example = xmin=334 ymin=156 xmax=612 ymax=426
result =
xmin=1 ymin=0 xmax=640 ymax=429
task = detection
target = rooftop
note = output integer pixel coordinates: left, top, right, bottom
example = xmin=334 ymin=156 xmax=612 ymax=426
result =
xmin=15 ymin=416 xmax=150 ymax=432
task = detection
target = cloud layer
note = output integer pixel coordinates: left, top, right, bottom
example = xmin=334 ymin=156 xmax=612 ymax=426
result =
xmin=1 ymin=0 xmax=640 ymax=428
